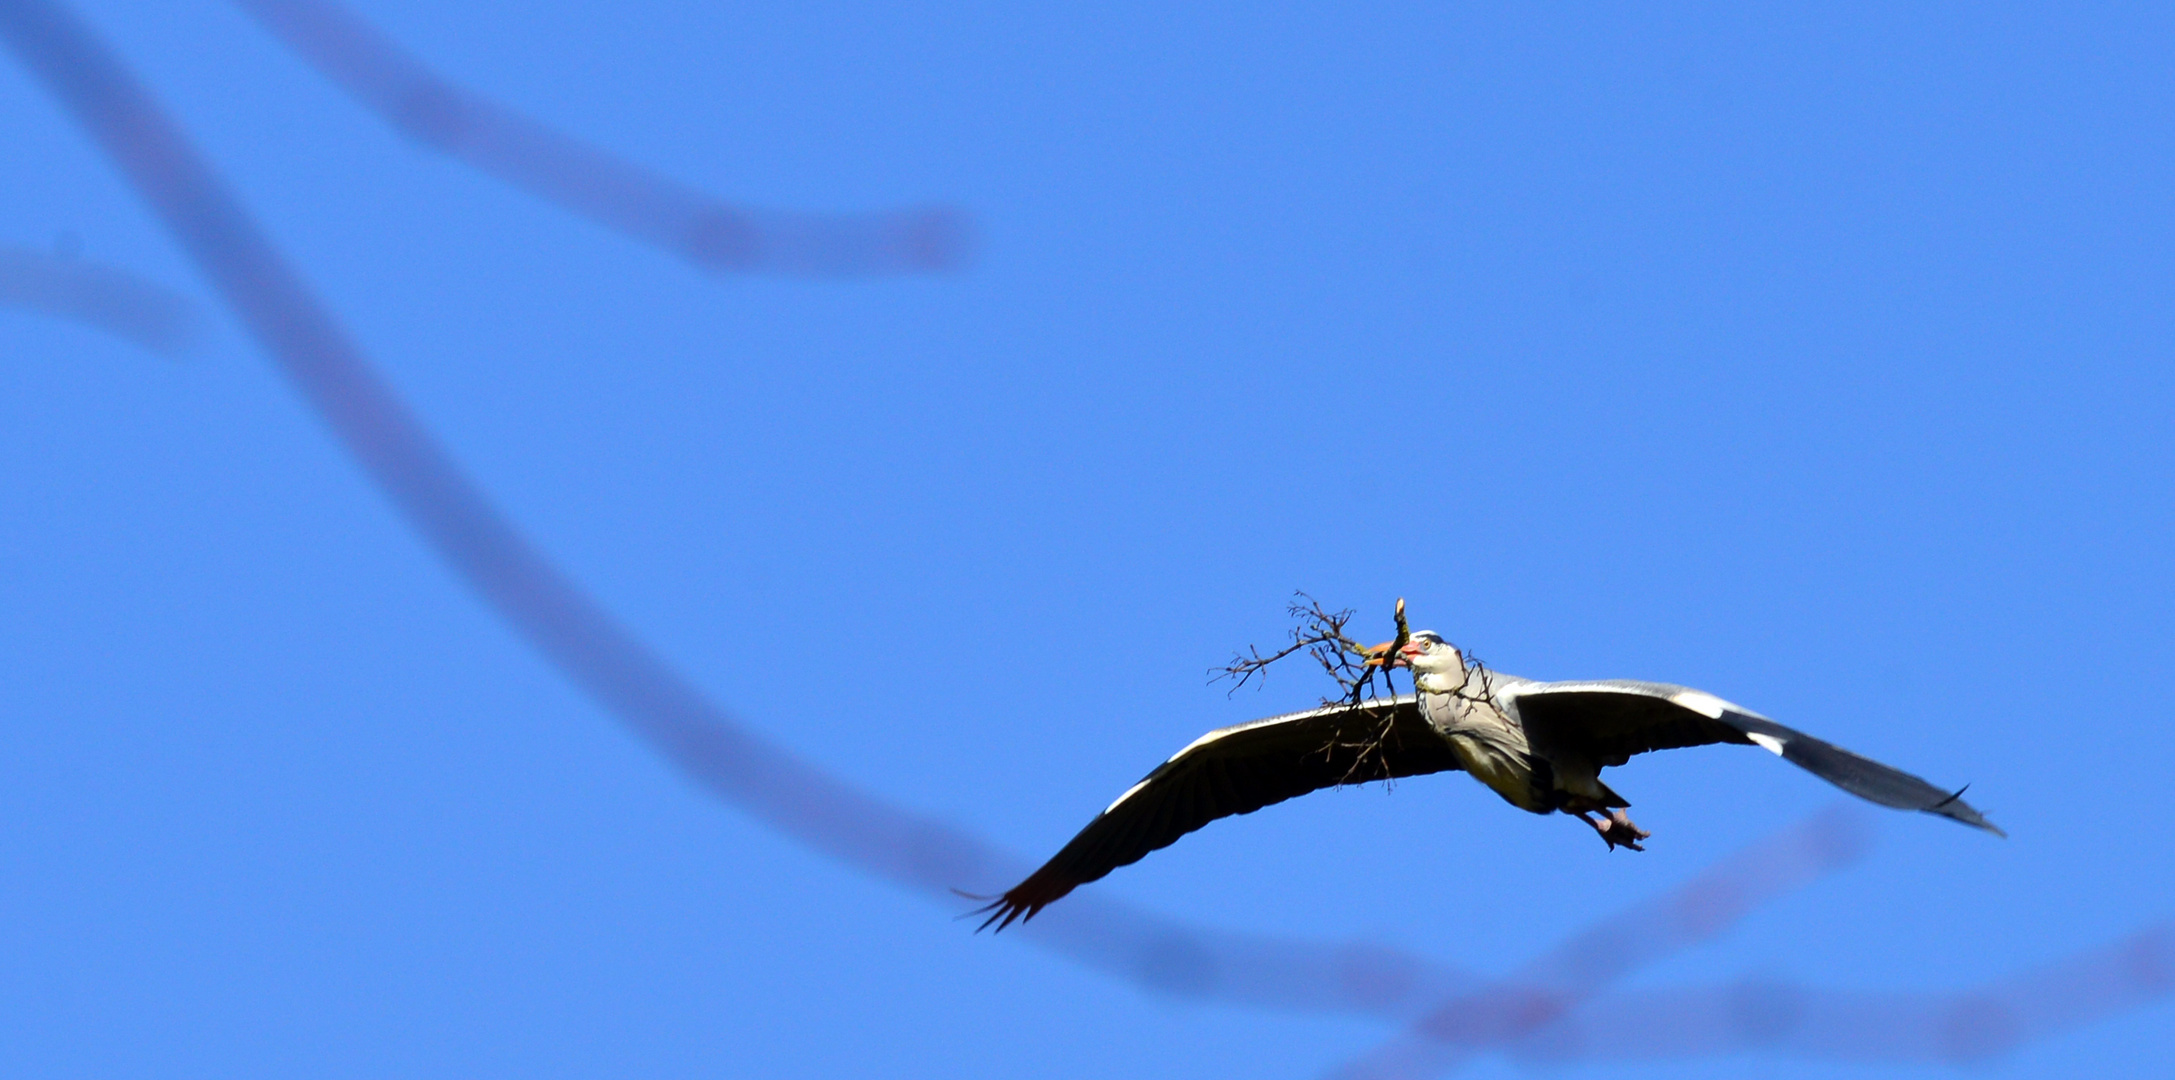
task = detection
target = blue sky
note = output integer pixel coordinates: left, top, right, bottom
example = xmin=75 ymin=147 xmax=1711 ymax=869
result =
xmin=2 ymin=2 xmax=2171 ymax=1078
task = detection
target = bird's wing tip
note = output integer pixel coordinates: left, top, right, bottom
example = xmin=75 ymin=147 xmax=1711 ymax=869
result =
xmin=1928 ymin=784 xmax=2007 ymax=838
xmin=953 ymin=888 xmax=1038 ymax=933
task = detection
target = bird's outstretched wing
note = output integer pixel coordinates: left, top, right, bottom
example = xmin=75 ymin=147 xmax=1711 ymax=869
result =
xmin=1510 ymin=680 xmax=2004 ymax=836
xmin=968 ymin=695 xmax=1461 ymax=931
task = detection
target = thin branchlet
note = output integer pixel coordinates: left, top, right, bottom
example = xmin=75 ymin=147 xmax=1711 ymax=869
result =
xmin=1213 ymin=595 xmax=1506 ymax=790
xmin=1213 ymin=594 xmax=1397 ymax=700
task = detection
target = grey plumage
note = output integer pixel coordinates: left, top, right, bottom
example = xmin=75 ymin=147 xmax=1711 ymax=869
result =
xmin=970 ymin=636 xmax=1999 ymax=932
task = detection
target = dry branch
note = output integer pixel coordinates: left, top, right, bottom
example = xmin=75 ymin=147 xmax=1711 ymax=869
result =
xmin=1214 ymin=594 xmax=1404 ymax=706
xmin=1215 ymin=596 xmax=1414 ymax=787
xmin=1213 ymin=596 xmax=1505 ymax=789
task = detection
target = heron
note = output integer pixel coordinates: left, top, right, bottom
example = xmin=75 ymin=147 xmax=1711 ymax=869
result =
xmin=969 ymin=630 xmax=2000 ymax=931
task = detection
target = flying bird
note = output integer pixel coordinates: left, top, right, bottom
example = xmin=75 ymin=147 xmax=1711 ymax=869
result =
xmin=969 ymin=630 xmax=2000 ymax=931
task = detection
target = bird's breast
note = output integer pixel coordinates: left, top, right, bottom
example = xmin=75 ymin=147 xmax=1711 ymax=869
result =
xmin=1418 ymin=690 xmax=1526 ymax=745
xmin=1419 ymin=691 xmax=1551 ymax=813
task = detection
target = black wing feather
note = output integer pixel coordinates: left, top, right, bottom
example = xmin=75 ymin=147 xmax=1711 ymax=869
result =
xmin=970 ymin=697 xmax=1460 ymax=931
xmin=1513 ymin=685 xmax=2003 ymax=837
xmin=1516 ymin=690 xmax=1751 ymax=768
xmin=1722 ymin=710 xmax=2003 ymax=834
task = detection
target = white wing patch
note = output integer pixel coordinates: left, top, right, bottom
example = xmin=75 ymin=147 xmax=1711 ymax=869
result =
xmin=1746 ymin=731 xmax=1787 ymax=756
xmin=1104 ymin=778 xmax=1154 ymax=815
xmin=1094 ymin=699 xmax=1406 ymax=818
xmin=1670 ymin=690 xmax=1733 ymax=719
xmin=1173 ymin=726 xmax=1241 ymax=757
xmin=1103 ymin=722 xmax=1263 ymax=815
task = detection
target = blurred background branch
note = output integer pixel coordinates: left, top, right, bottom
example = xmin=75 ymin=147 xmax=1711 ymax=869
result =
xmin=0 ymin=243 xmax=197 ymax=354
xmin=236 ymin=0 xmax=969 ymax=276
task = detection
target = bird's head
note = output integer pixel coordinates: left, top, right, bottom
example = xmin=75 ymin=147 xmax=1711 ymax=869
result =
xmin=1363 ymin=630 xmax=1467 ymax=692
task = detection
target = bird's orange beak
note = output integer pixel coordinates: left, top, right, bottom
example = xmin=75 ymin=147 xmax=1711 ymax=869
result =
xmin=1362 ymin=641 xmax=1403 ymax=668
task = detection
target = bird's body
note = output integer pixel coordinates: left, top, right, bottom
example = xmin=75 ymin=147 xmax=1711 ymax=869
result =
xmin=1421 ymin=682 xmax=1557 ymax=812
xmin=969 ymin=630 xmax=2001 ymax=931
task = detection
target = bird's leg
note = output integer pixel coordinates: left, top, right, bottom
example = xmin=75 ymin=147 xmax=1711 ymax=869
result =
xmin=1576 ymin=811 xmax=1610 ymax=845
xmin=1603 ymin=810 xmax=1649 ymax=851
xmin=1578 ymin=809 xmax=1650 ymax=852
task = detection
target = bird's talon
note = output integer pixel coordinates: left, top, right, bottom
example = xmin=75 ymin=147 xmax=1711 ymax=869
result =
xmin=1588 ymin=810 xmax=1649 ymax=852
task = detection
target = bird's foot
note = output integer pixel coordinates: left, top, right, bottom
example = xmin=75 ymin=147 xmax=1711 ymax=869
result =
xmin=1584 ymin=810 xmax=1650 ymax=852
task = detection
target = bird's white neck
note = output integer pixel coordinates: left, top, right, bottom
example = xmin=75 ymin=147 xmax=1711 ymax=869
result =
xmin=1414 ymin=668 xmax=1470 ymax=695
